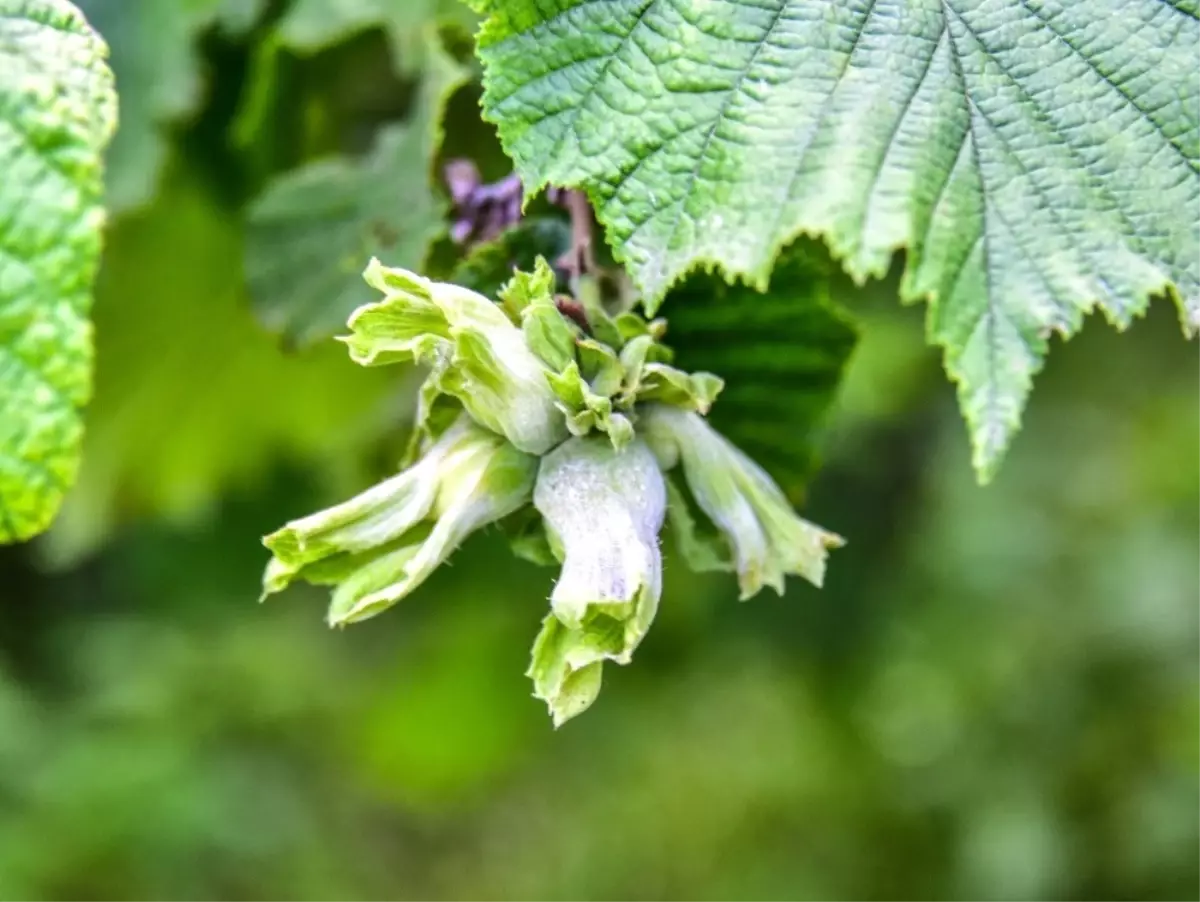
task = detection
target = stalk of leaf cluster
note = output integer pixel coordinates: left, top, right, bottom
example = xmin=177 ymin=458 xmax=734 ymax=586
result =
xmin=529 ymin=437 xmax=667 ymax=725
xmin=261 ymin=416 xmax=538 ymax=626
xmin=343 ymin=259 xmax=568 ymax=455
xmin=640 ymin=405 xmax=843 ymax=597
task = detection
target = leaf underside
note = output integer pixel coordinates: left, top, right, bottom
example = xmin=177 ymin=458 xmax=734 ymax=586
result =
xmin=667 ymin=254 xmax=857 ymax=497
xmin=0 ymin=0 xmax=116 ymax=543
xmin=475 ymin=0 xmax=1200 ymax=479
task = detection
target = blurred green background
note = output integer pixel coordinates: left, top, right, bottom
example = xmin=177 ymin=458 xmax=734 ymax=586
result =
xmin=1 ymin=3 xmax=1197 ymax=900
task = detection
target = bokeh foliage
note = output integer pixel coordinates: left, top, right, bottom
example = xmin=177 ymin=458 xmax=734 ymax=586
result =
xmin=0 ymin=1 xmax=1195 ymax=899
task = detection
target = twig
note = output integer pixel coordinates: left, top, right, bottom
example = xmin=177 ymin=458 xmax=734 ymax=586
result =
xmin=552 ymin=189 xmax=597 ymax=280
xmin=554 ymin=295 xmax=591 ymax=333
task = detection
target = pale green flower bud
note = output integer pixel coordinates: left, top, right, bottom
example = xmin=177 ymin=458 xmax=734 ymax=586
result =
xmin=343 ymin=259 xmax=568 ymax=454
xmin=641 ymin=405 xmax=843 ymax=597
xmin=262 ymin=416 xmax=538 ymax=625
xmin=529 ymin=437 xmax=667 ymax=724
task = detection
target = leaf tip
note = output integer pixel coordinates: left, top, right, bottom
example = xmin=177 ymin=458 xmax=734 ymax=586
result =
xmin=970 ymin=443 xmax=1006 ymax=487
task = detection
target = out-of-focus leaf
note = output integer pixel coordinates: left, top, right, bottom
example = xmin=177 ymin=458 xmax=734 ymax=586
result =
xmin=245 ymin=41 xmax=466 ymax=345
xmin=212 ymin=0 xmax=267 ymax=33
xmin=45 ymin=169 xmax=401 ymax=563
xmin=75 ymin=0 xmax=263 ymax=213
xmin=0 ymin=0 xmax=115 ymax=543
xmin=277 ymin=0 xmax=477 ymax=70
xmin=665 ymin=251 xmax=857 ymax=498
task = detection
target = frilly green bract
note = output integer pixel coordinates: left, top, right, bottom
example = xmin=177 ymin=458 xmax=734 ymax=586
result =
xmin=641 ymin=404 xmax=843 ymax=597
xmin=345 ymin=258 xmax=568 ymax=455
xmin=262 ymin=416 xmax=537 ymax=625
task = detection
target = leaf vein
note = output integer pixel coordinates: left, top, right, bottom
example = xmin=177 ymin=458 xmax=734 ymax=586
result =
xmin=1015 ymin=0 xmax=1196 ymax=169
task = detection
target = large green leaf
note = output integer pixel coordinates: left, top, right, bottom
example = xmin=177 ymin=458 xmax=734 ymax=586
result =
xmin=0 ymin=0 xmax=115 ymax=543
xmin=474 ymin=0 xmax=1200 ymax=479
xmin=75 ymin=0 xmax=259 ymax=213
xmin=245 ymin=41 xmax=467 ymax=345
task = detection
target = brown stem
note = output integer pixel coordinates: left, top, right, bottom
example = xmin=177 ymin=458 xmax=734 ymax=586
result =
xmin=557 ymin=189 xmax=597 ymax=279
xmin=554 ymin=295 xmax=591 ymax=334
